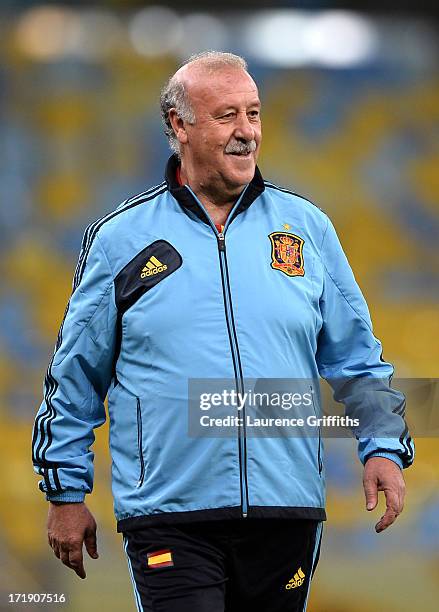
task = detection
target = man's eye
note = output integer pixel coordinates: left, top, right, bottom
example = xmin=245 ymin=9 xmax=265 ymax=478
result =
xmin=248 ymin=111 xmax=260 ymax=118
xmin=221 ymin=113 xmax=235 ymax=119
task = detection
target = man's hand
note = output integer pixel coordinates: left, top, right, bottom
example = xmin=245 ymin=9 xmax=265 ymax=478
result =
xmin=47 ymin=502 xmax=99 ymax=579
xmin=363 ymin=456 xmax=405 ymax=533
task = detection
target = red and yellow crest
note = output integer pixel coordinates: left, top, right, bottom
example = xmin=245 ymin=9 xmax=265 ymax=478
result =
xmin=268 ymin=232 xmax=305 ymax=277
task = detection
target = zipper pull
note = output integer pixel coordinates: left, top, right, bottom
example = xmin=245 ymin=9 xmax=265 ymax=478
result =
xmin=217 ymin=232 xmax=226 ymax=252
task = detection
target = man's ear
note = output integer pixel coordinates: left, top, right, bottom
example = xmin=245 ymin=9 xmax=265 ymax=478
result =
xmin=168 ymin=109 xmax=189 ymax=145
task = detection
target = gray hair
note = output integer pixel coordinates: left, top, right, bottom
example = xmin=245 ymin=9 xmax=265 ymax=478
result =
xmin=160 ymin=51 xmax=248 ymax=156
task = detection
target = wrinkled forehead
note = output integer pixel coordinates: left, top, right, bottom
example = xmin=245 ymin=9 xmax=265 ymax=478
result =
xmin=179 ymin=65 xmax=260 ymax=111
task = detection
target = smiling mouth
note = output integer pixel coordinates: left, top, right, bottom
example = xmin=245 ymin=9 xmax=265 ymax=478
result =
xmin=226 ymin=151 xmax=252 ymax=157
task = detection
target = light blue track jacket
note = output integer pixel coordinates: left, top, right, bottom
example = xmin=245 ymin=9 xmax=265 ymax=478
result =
xmin=32 ymin=155 xmax=414 ymax=531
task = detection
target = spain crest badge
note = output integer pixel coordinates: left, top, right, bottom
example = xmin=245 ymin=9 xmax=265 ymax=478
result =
xmin=268 ymin=232 xmax=305 ymax=277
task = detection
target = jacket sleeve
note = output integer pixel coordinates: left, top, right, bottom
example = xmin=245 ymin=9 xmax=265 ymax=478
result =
xmin=315 ymin=216 xmax=415 ymax=469
xmin=31 ymin=231 xmax=118 ymax=501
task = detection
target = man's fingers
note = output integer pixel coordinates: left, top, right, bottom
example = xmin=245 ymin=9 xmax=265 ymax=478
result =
xmin=363 ymin=476 xmax=378 ymax=511
xmin=375 ymin=487 xmax=401 ymax=533
xmin=59 ymin=548 xmax=70 ymax=567
xmin=84 ymin=530 xmax=99 ymax=560
xmin=69 ymin=549 xmax=86 ymax=579
xmin=375 ymin=508 xmax=398 ymax=533
xmin=58 ymin=541 xmax=86 ymax=579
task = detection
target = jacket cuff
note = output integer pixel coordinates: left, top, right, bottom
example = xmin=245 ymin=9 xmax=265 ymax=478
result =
xmin=366 ymin=452 xmax=403 ymax=470
xmin=46 ymin=491 xmax=86 ymax=503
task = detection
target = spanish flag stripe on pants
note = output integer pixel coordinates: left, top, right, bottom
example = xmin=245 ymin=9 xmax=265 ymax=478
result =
xmin=147 ymin=549 xmax=173 ymax=568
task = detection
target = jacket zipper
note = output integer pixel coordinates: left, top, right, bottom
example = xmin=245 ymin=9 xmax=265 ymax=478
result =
xmin=310 ymin=386 xmax=323 ymax=476
xmin=185 ymin=185 xmax=250 ymax=518
xmin=136 ymin=397 xmax=145 ymax=487
xmin=217 ymin=232 xmax=249 ymax=517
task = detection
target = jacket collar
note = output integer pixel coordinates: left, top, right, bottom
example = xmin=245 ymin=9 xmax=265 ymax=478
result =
xmin=165 ymin=154 xmax=265 ymax=225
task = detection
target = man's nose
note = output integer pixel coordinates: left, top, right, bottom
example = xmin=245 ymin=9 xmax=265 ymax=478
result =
xmin=234 ymin=112 xmax=255 ymax=141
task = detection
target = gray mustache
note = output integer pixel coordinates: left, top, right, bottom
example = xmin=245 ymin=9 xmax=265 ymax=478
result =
xmin=225 ymin=140 xmax=257 ymax=155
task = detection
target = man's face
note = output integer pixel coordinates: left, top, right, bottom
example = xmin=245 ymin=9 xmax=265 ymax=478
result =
xmin=181 ymin=67 xmax=262 ymax=190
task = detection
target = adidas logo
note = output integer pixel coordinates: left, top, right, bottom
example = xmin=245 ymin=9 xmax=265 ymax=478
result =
xmin=285 ymin=567 xmax=305 ymax=590
xmin=140 ymin=256 xmax=168 ymax=278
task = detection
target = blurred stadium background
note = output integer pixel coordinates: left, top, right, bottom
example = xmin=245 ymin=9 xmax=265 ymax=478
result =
xmin=0 ymin=1 xmax=438 ymax=610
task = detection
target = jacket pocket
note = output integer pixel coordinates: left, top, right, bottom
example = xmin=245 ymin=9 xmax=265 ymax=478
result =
xmin=310 ymin=386 xmax=323 ymax=476
xmin=136 ymin=397 xmax=145 ymax=487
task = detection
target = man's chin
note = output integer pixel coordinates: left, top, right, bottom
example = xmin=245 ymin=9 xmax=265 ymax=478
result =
xmin=223 ymin=155 xmax=256 ymax=186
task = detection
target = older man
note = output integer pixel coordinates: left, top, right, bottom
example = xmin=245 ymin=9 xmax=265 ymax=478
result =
xmin=32 ymin=51 xmax=414 ymax=612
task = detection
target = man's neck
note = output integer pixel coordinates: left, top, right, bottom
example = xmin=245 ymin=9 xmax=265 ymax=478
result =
xmin=178 ymin=162 xmax=243 ymax=227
